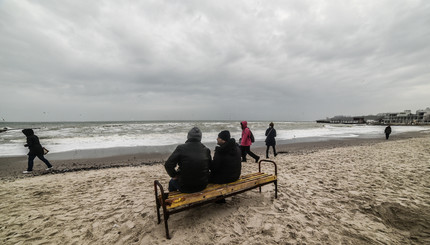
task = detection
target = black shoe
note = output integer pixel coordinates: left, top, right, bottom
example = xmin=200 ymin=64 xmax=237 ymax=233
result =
xmin=255 ymin=157 xmax=260 ymax=163
xmin=215 ymin=198 xmax=226 ymax=204
xmin=274 ymin=153 xmax=278 ymax=157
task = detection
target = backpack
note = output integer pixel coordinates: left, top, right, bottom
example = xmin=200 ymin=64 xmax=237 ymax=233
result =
xmin=249 ymin=130 xmax=255 ymax=143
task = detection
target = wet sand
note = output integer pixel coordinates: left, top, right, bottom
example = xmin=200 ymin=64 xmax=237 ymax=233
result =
xmin=0 ymin=130 xmax=429 ymax=244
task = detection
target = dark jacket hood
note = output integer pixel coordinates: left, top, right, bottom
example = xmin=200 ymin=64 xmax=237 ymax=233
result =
xmin=22 ymin=129 xmax=34 ymax=136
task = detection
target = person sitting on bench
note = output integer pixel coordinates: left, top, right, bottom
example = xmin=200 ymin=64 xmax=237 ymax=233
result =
xmin=164 ymin=127 xmax=211 ymax=193
xmin=209 ymin=130 xmax=242 ymax=184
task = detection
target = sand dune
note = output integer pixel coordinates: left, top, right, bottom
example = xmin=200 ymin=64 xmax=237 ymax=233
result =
xmin=1 ymin=135 xmax=429 ymax=244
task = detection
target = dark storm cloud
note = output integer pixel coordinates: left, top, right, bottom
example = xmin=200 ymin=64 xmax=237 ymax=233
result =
xmin=1 ymin=0 xmax=429 ymax=121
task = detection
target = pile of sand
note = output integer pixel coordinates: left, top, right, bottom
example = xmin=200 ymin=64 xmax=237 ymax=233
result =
xmin=1 ymin=136 xmax=429 ymax=244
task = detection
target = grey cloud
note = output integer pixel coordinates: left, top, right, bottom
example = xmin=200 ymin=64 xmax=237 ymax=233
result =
xmin=1 ymin=0 xmax=429 ymax=121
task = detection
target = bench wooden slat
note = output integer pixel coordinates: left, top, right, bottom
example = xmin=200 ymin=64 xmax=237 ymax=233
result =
xmin=165 ymin=174 xmax=277 ymax=209
xmin=162 ymin=173 xmax=271 ymax=202
xmin=166 ymin=172 xmax=271 ymax=198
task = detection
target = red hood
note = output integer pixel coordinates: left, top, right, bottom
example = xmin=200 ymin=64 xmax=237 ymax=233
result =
xmin=241 ymin=121 xmax=248 ymax=128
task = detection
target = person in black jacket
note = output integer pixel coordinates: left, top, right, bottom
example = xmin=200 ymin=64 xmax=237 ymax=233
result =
xmin=164 ymin=127 xmax=211 ymax=193
xmin=22 ymin=129 xmax=53 ymax=174
xmin=265 ymin=122 xmax=277 ymax=158
xmin=384 ymin=125 xmax=392 ymax=140
xmin=209 ymin=130 xmax=242 ymax=184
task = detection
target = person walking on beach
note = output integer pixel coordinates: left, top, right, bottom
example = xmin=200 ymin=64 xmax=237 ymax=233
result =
xmin=240 ymin=121 xmax=260 ymax=163
xmin=164 ymin=127 xmax=211 ymax=193
xmin=384 ymin=125 xmax=392 ymax=140
xmin=265 ymin=122 xmax=277 ymax=158
xmin=210 ymin=130 xmax=242 ymax=184
xmin=22 ymin=129 xmax=53 ymax=174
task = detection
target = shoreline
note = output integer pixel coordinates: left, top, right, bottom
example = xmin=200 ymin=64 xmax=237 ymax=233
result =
xmin=1 ymin=130 xmax=428 ymax=181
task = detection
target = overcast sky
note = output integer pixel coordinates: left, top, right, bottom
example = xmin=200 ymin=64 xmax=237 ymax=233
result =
xmin=1 ymin=0 xmax=429 ymax=122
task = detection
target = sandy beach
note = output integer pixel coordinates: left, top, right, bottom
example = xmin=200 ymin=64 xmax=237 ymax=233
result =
xmin=1 ymin=131 xmax=429 ymax=244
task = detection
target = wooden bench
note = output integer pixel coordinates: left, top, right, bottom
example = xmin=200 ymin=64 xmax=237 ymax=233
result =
xmin=154 ymin=159 xmax=278 ymax=239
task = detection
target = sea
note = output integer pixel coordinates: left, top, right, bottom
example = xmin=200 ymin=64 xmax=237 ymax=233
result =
xmin=0 ymin=121 xmax=428 ymax=159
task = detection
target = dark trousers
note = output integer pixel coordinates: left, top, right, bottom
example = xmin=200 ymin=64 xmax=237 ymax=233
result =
xmin=27 ymin=154 xmax=52 ymax=171
xmin=385 ymin=133 xmax=390 ymax=140
xmin=240 ymin=146 xmax=259 ymax=162
xmin=168 ymin=178 xmax=181 ymax=192
xmin=266 ymin=145 xmax=277 ymax=158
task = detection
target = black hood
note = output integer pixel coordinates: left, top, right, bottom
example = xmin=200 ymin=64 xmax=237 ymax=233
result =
xmin=22 ymin=128 xmax=34 ymax=136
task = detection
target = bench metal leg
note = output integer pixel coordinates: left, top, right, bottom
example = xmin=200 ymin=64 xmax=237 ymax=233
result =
xmin=154 ymin=182 xmax=161 ymax=224
xmin=259 ymin=182 xmax=277 ymax=199
xmin=156 ymin=201 xmax=161 ymax=224
xmin=164 ymin=213 xmax=170 ymax=239
xmin=154 ymin=180 xmax=172 ymax=239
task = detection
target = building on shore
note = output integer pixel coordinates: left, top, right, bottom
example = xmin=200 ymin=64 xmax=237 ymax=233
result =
xmin=317 ymin=107 xmax=430 ymax=125
xmin=378 ymin=108 xmax=430 ymax=125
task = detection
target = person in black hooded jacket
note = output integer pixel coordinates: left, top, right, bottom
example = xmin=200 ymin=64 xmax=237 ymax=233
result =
xmin=164 ymin=127 xmax=211 ymax=193
xmin=384 ymin=125 xmax=392 ymax=140
xmin=22 ymin=128 xmax=53 ymax=174
xmin=210 ymin=130 xmax=242 ymax=184
xmin=265 ymin=122 xmax=277 ymax=158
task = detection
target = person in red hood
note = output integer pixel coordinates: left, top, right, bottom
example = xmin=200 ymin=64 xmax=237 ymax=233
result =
xmin=240 ymin=121 xmax=260 ymax=163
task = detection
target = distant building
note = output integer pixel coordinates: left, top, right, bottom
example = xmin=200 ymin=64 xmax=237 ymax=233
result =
xmin=379 ymin=108 xmax=430 ymax=124
xmin=318 ymin=107 xmax=430 ymax=125
xmin=416 ymin=108 xmax=430 ymax=123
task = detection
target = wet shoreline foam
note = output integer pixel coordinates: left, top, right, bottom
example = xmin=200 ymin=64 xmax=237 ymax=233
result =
xmin=1 ymin=121 xmax=428 ymax=158
xmin=1 ymin=129 xmax=428 ymax=180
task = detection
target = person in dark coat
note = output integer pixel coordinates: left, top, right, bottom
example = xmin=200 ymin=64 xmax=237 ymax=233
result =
xmin=209 ymin=130 xmax=242 ymax=184
xmin=384 ymin=125 xmax=392 ymax=140
xmin=265 ymin=122 xmax=277 ymax=158
xmin=22 ymin=129 xmax=53 ymax=174
xmin=164 ymin=127 xmax=211 ymax=193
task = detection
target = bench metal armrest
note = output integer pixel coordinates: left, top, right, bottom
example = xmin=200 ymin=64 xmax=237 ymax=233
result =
xmin=154 ymin=180 xmax=166 ymax=202
xmin=258 ymin=159 xmax=277 ymax=176
xmin=154 ymin=180 xmax=171 ymax=239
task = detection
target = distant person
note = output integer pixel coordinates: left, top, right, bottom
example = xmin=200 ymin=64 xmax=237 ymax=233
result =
xmin=210 ymin=130 xmax=242 ymax=184
xmin=265 ymin=122 xmax=277 ymax=158
xmin=164 ymin=127 xmax=211 ymax=193
xmin=22 ymin=129 xmax=53 ymax=174
xmin=240 ymin=121 xmax=260 ymax=163
xmin=384 ymin=125 xmax=392 ymax=140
